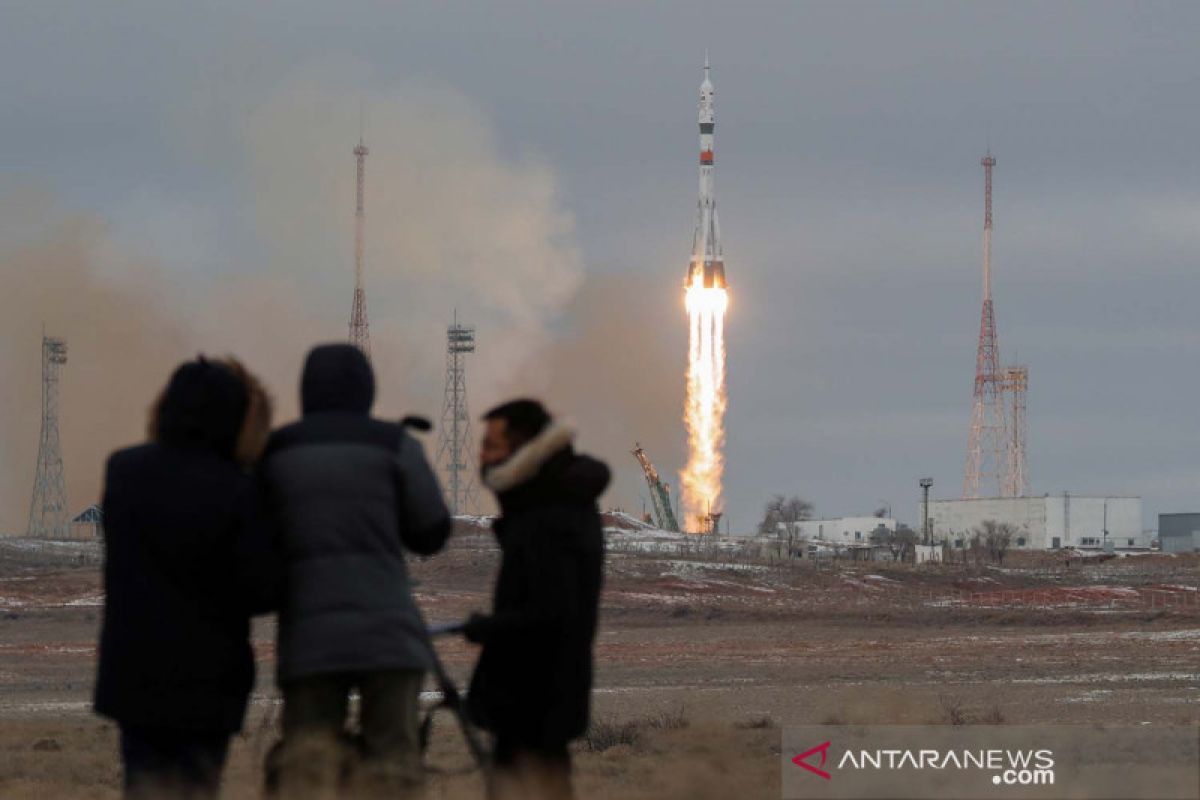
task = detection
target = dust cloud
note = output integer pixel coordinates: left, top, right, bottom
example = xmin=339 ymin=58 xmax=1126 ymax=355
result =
xmin=0 ymin=71 xmax=683 ymax=530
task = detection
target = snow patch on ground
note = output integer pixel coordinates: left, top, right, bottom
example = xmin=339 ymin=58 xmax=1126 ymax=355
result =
xmin=661 ymin=559 xmax=769 ymax=575
xmin=1011 ymin=672 xmax=1198 ymax=685
xmin=0 ymin=539 xmax=98 ymax=553
xmin=1061 ymin=689 xmax=1113 ymax=703
xmin=840 ymin=577 xmax=882 ymax=591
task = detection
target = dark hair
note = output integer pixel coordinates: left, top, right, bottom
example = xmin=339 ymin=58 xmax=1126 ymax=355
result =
xmin=149 ymin=357 xmax=248 ymax=460
xmin=483 ymin=399 xmax=551 ymax=447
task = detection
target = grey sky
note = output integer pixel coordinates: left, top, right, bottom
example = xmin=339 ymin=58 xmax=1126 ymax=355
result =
xmin=2 ymin=1 xmax=1197 ymax=530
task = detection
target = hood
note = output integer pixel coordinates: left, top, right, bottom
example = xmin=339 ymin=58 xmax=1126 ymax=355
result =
xmin=483 ymin=420 xmax=611 ymax=507
xmin=301 ymin=343 xmax=375 ymax=415
xmin=149 ymin=358 xmax=248 ymax=460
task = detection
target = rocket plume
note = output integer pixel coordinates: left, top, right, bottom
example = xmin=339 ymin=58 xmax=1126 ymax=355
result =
xmin=683 ymin=281 xmax=727 ymax=530
xmin=681 ymin=55 xmax=728 ymax=532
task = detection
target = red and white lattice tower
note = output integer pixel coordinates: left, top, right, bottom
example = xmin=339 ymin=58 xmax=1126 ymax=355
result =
xmin=963 ymin=152 xmax=1009 ymax=498
xmin=348 ymin=136 xmax=371 ymax=358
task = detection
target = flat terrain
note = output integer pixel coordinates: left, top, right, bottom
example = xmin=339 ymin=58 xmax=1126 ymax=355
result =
xmin=1 ymin=530 xmax=1197 ymax=798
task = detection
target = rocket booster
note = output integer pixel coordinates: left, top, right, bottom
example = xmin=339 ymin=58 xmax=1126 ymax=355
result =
xmin=686 ymin=55 xmax=726 ymax=289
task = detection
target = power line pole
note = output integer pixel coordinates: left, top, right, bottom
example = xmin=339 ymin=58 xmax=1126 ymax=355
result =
xmin=28 ymin=334 xmax=69 ymax=539
xmin=920 ymin=477 xmax=933 ymax=546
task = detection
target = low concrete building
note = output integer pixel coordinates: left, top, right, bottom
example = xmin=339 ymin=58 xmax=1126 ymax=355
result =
xmin=925 ymin=494 xmax=1146 ymax=550
xmin=1159 ymin=513 xmax=1200 ymax=554
xmin=781 ymin=516 xmax=897 ymax=546
xmin=805 ymin=541 xmax=895 ymax=562
xmin=913 ymin=544 xmax=943 ymax=564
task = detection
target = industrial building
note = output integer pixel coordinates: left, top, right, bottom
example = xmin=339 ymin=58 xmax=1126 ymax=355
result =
xmin=926 ymin=494 xmax=1147 ymax=550
xmin=789 ymin=516 xmax=898 ymax=545
xmin=766 ymin=517 xmax=900 ymax=561
xmin=1158 ymin=513 xmax=1200 ymax=554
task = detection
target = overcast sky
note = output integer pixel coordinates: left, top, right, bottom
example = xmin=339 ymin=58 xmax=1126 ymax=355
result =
xmin=2 ymin=1 xmax=1197 ymax=531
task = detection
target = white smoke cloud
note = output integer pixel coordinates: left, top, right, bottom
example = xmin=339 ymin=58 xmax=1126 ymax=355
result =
xmin=0 ymin=65 xmax=587 ymax=529
xmin=228 ymin=64 xmax=584 ymax=418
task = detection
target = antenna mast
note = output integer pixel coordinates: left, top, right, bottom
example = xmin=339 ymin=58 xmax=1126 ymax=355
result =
xmin=348 ymin=134 xmax=371 ymax=358
xmin=963 ymin=152 xmax=1009 ymax=498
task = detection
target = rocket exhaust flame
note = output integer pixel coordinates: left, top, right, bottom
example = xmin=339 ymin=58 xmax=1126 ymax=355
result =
xmin=683 ymin=281 xmax=727 ymax=531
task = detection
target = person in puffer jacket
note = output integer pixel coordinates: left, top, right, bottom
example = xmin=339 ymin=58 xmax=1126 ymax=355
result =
xmin=262 ymin=343 xmax=451 ymax=799
xmin=465 ymin=398 xmax=609 ymax=800
xmin=95 ymin=356 xmax=278 ymax=800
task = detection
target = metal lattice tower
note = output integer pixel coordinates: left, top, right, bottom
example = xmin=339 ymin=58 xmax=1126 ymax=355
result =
xmin=1001 ymin=365 xmax=1029 ymax=497
xmin=348 ymin=136 xmax=371 ymax=359
xmin=435 ymin=315 xmax=478 ymax=516
xmin=632 ymin=443 xmax=681 ymax=532
xmin=963 ymin=151 xmax=1009 ymax=498
xmin=28 ymin=335 xmax=69 ymax=539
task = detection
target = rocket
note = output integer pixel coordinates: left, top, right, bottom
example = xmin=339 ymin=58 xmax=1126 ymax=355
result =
xmin=686 ymin=54 xmax=726 ymax=290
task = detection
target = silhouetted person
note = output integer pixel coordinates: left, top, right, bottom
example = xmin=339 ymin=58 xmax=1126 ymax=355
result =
xmin=95 ymin=357 xmax=278 ymax=800
xmin=262 ymin=344 xmax=450 ymax=799
xmin=465 ymin=399 xmax=609 ymax=800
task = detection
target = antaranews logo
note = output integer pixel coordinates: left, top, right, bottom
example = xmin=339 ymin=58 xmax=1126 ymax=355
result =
xmin=790 ymin=740 xmax=1056 ymax=788
xmin=791 ymin=741 xmax=832 ymax=780
xmin=784 ymin=724 xmax=1197 ymax=800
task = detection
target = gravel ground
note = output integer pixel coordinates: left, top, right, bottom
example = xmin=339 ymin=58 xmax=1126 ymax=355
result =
xmin=0 ymin=534 xmax=1196 ymax=798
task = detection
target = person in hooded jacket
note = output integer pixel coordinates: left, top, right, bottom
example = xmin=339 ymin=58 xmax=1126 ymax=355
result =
xmin=261 ymin=343 xmax=451 ymax=799
xmin=464 ymin=399 xmax=610 ymax=800
xmin=94 ymin=356 xmax=278 ymax=800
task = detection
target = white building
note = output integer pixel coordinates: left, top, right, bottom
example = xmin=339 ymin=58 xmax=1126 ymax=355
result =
xmin=913 ymin=544 xmax=943 ymax=564
xmin=781 ymin=516 xmax=898 ymax=545
xmin=925 ymin=494 xmax=1146 ymax=550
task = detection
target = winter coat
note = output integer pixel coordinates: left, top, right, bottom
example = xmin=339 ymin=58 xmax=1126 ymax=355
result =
xmin=262 ymin=344 xmax=451 ymax=681
xmin=466 ymin=420 xmax=609 ymax=745
xmin=94 ymin=358 xmax=279 ymax=734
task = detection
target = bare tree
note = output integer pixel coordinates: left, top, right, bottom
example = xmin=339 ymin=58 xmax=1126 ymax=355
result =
xmin=893 ymin=525 xmax=918 ymax=562
xmin=758 ymin=494 xmax=813 ymax=557
xmin=982 ymin=520 xmax=1016 ymax=565
xmin=965 ymin=532 xmax=987 ymax=570
xmin=869 ymin=524 xmax=919 ymax=562
xmin=781 ymin=496 xmax=813 ymax=525
xmin=969 ymin=520 xmax=1017 ymax=566
xmin=757 ymin=494 xmax=786 ymax=536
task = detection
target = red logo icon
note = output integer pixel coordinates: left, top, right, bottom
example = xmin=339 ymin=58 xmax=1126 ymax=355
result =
xmin=792 ymin=741 xmax=833 ymax=780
